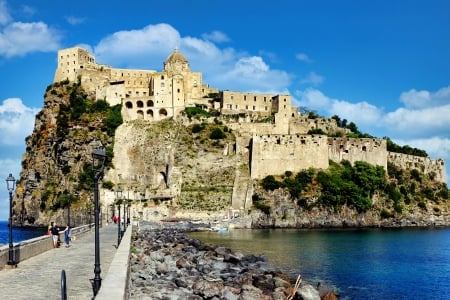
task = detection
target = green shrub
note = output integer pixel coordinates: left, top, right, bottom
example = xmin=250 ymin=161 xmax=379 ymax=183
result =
xmin=192 ymin=123 xmax=205 ymax=133
xmin=209 ymin=128 xmax=225 ymax=139
xmin=418 ymin=201 xmax=427 ymax=210
xmin=261 ymin=175 xmax=280 ymax=191
xmin=253 ymin=201 xmax=271 ymax=215
xmin=102 ymin=181 xmax=114 ymax=190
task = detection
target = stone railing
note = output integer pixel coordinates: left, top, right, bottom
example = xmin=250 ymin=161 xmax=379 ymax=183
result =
xmin=0 ymin=224 xmax=93 ymax=270
xmin=95 ymin=223 xmax=132 ymax=300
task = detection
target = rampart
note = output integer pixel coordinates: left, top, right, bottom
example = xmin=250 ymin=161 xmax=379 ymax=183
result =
xmin=388 ymin=152 xmax=447 ymax=183
xmin=328 ymin=137 xmax=388 ymax=170
xmin=250 ymin=134 xmax=329 ymax=178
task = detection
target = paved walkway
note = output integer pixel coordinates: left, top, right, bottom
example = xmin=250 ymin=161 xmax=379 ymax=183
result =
xmin=0 ymin=224 xmax=119 ymax=300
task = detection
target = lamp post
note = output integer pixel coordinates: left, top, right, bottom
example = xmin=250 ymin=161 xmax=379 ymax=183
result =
xmin=6 ymin=173 xmax=17 ymax=267
xmin=123 ymin=200 xmax=127 ymax=229
xmin=115 ymin=187 xmax=122 ymax=246
xmin=91 ymin=146 xmax=106 ymax=296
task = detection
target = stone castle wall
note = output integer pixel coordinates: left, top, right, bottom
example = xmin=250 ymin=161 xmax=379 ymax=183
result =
xmin=328 ymin=137 xmax=388 ymax=170
xmin=250 ymin=134 xmax=329 ymax=179
xmin=52 ymin=46 xmax=447 ymax=184
xmin=388 ymin=152 xmax=447 ymax=183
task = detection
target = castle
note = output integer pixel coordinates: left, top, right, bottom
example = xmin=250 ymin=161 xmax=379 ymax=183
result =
xmin=53 ymin=47 xmax=447 ymax=184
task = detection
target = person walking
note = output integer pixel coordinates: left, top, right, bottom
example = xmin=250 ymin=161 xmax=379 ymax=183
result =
xmin=63 ymin=224 xmax=71 ymax=247
xmin=50 ymin=222 xmax=60 ymax=248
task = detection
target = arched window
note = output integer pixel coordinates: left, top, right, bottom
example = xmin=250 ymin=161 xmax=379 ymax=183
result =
xmin=159 ymin=108 xmax=168 ymax=117
xmin=137 ymin=101 xmax=144 ymax=108
xmin=125 ymin=101 xmax=133 ymax=109
xmin=147 ymin=100 xmax=154 ymax=107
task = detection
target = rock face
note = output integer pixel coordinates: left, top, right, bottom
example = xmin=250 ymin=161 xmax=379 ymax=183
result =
xmin=129 ymin=222 xmax=339 ymax=299
xmin=14 ymin=81 xmax=114 ymax=227
xmin=13 ymin=80 xmax=450 ymax=230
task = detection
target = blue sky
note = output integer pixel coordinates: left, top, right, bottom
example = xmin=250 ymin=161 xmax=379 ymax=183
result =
xmin=0 ymin=0 xmax=449 ymax=220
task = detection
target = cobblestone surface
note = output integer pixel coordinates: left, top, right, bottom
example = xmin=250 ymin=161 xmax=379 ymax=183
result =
xmin=0 ymin=224 xmax=119 ymax=300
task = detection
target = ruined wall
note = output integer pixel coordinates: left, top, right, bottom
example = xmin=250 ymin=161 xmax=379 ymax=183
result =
xmin=328 ymin=137 xmax=387 ymax=170
xmin=250 ymin=134 xmax=329 ymax=179
xmin=288 ymin=116 xmax=340 ymax=135
xmin=388 ymin=152 xmax=447 ymax=183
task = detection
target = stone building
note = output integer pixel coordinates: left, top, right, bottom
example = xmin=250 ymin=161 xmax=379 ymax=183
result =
xmin=53 ymin=46 xmax=446 ymax=184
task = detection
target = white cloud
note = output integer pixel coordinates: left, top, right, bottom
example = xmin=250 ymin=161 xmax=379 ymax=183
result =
xmin=300 ymin=72 xmax=324 ymax=86
xmin=21 ymin=5 xmax=36 ymax=17
xmin=201 ymin=30 xmax=230 ymax=43
xmin=0 ymin=21 xmax=61 ymax=57
xmin=400 ymin=86 xmax=450 ymax=109
xmin=94 ymin=23 xmax=181 ymax=67
xmin=295 ymin=88 xmax=382 ymax=127
xmin=0 ymin=1 xmax=11 ymax=25
xmin=65 ymin=16 xmax=85 ymax=25
xmin=384 ymin=104 xmax=450 ymax=138
xmin=296 ymin=53 xmax=312 ymax=63
xmin=0 ymin=98 xmax=39 ymax=146
xmin=394 ymin=137 xmax=450 ymax=162
xmin=93 ymin=23 xmax=291 ymax=92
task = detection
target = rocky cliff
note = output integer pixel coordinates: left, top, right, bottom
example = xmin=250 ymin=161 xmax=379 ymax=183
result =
xmin=12 ymin=80 xmax=450 ymax=229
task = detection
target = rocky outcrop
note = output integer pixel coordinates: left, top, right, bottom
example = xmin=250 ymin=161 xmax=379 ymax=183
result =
xmin=248 ymin=186 xmax=450 ymax=229
xmin=129 ymin=222 xmax=339 ymax=299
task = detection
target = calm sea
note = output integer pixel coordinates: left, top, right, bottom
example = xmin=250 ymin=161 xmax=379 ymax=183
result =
xmin=0 ymin=220 xmax=46 ymax=245
xmin=189 ymin=227 xmax=450 ymax=300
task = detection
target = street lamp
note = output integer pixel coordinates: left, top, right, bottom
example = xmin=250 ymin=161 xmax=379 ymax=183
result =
xmin=6 ymin=173 xmax=17 ymax=267
xmin=123 ymin=200 xmax=127 ymax=229
xmin=115 ymin=187 xmax=122 ymax=246
xmin=91 ymin=146 xmax=106 ymax=296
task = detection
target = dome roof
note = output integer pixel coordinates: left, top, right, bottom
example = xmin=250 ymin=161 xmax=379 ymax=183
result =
xmin=165 ymin=48 xmax=188 ymax=64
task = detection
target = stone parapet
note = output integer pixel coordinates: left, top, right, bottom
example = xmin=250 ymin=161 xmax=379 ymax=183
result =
xmin=0 ymin=224 xmax=93 ymax=270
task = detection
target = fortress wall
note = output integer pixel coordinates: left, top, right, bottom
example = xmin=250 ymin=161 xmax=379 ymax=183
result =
xmin=272 ymin=95 xmax=292 ymax=113
xmin=328 ymin=137 xmax=387 ymax=169
xmin=222 ymin=91 xmax=276 ymax=115
xmin=288 ymin=117 xmax=340 ymax=135
xmin=250 ymin=134 xmax=329 ymax=179
xmin=54 ymin=47 xmax=97 ymax=82
xmin=388 ymin=152 xmax=447 ymax=183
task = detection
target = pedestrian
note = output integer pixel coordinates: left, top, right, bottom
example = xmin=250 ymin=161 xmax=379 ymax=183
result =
xmin=50 ymin=222 xmax=60 ymax=248
xmin=63 ymin=224 xmax=71 ymax=248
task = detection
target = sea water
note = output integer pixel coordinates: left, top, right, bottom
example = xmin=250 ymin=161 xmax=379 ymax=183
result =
xmin=0 ymin=220 xmax=46 ymax=245
xmin=189 ymin=227 xmax=450 ymax=299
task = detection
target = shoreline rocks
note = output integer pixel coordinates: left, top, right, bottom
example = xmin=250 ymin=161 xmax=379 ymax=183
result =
xmin=129 ymin=222 xmax=338 ymax=299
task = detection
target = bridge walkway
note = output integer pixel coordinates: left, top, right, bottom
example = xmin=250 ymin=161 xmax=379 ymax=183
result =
xmin=0 ymin=224 xmax=120 ymax=300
